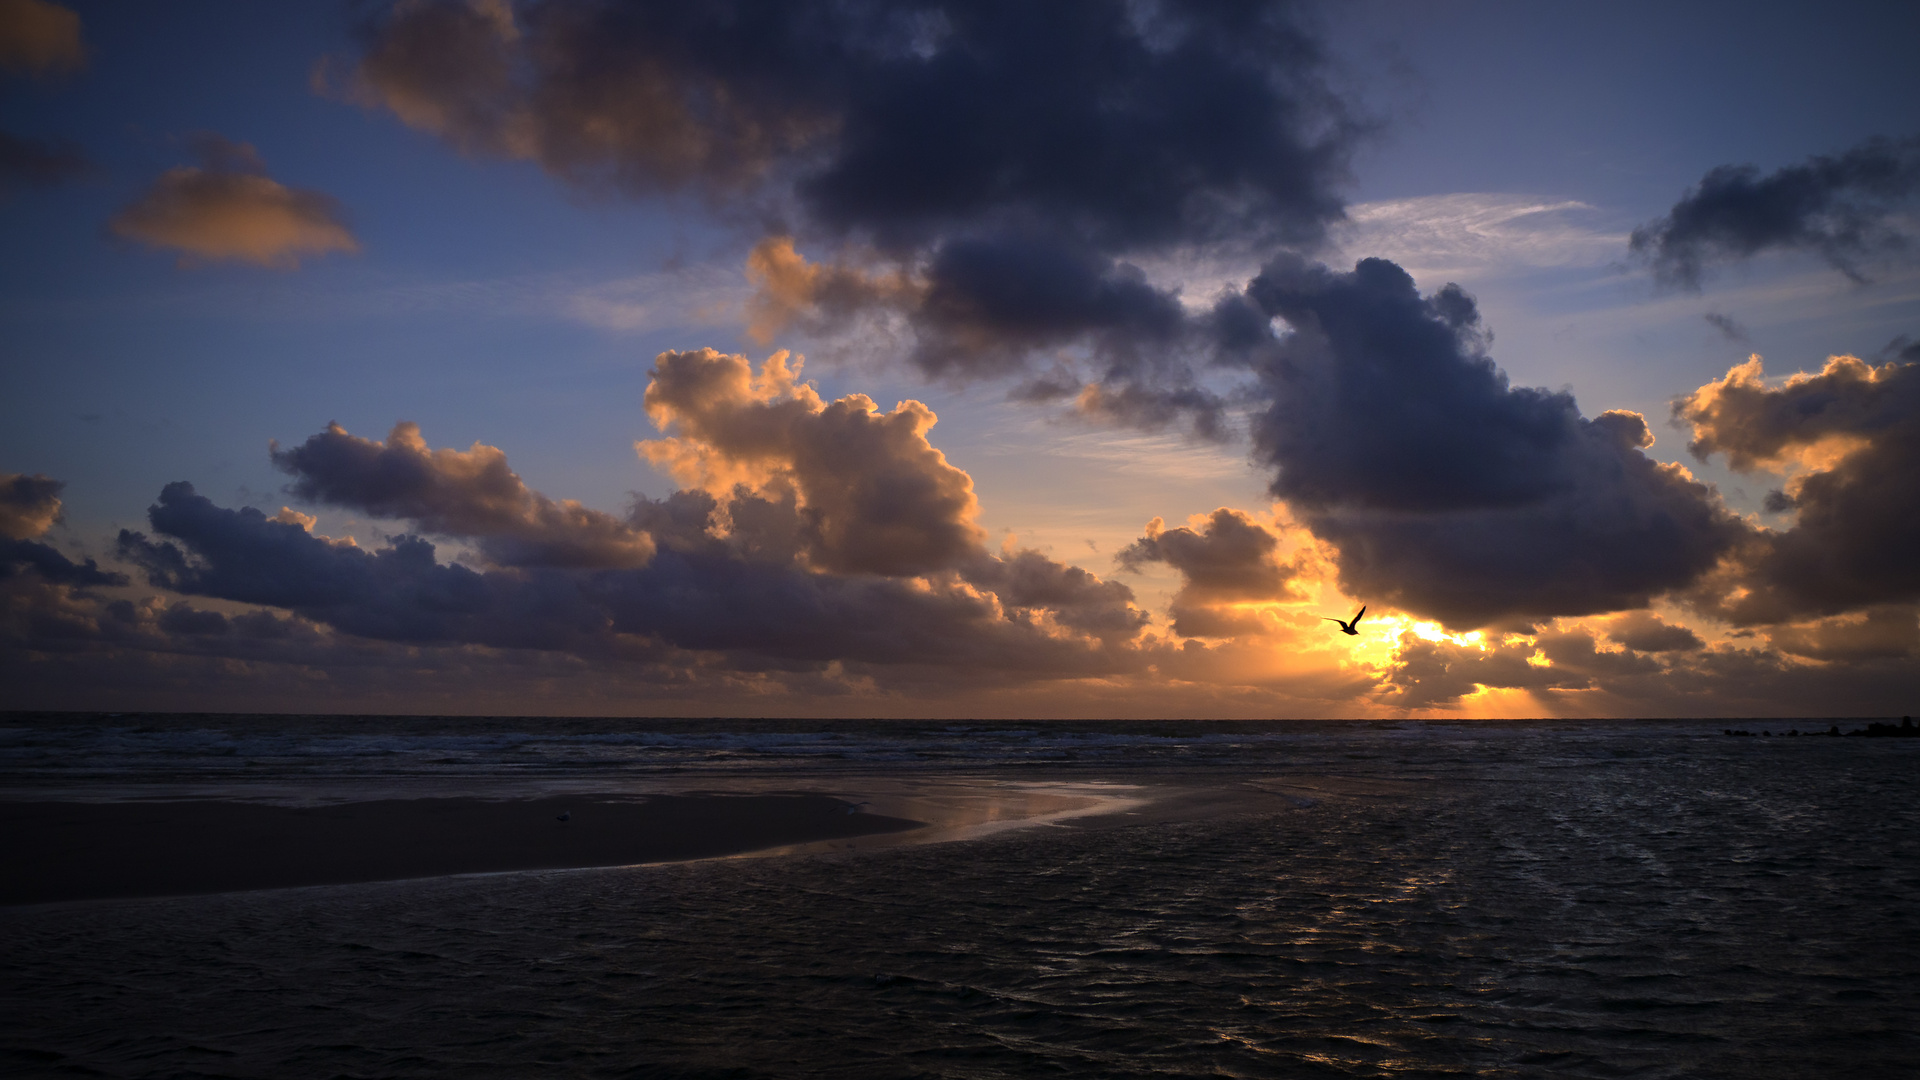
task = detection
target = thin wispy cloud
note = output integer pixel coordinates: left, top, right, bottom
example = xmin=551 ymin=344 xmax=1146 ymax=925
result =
xmin=1335 ymin=193 xmax=1627 ymax=278
xmin=564 ymin=263 xmax=750 ymax=333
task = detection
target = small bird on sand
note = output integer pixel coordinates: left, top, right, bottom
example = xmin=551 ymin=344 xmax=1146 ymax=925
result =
xmin=1324 ymin=606 xmax=1366 ymax=636
xmin=556 ymin=811 xmax=571 ymax=822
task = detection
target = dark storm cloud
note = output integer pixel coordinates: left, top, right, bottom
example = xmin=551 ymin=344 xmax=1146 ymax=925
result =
xmin=1630 ymin=136 xmax=1920 ymax=288
xmin=270 ymin=421 xmax=656 ymax=568
xmin=0 ymin=129 xmax=89 ymax=191
xmin=911 ymin=238 xmax=1188 ymax=376
xmin=0 ymin=537 xmax=124 ymax=587
xmin=1225 ymin=256 xmax=1748 ymax=629
xmin=116 ymin=482 xmax=610 ymax=651
xmin=909 ymin=236 xmax=1229 ymax=435
xmin=342 ymin=0 xmax=1358 ymax=422
xmin=344 ymin=0 xmax=1354 ymax=252
xmin=1676 ymin=353 xmax=1920 ymax=623
xmin=155 ymin=602 xmax=229 ymax=637
xmin=0 ymin=553 xmax=648 ymax=716
xmin=1605 ymin=611 xmax=1703 ymax=654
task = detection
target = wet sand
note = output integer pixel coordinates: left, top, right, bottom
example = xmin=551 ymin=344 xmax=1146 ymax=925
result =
xmin=0 ymin=794 xmax=923 ymax=905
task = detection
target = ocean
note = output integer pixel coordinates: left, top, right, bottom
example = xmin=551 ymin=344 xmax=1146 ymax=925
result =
xmin=2 ymin=715 xmax=1916 ymax=1078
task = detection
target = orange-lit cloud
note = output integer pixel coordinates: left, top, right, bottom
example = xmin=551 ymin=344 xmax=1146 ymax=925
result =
xmin=0 ymin=0 xmax=84 ymax=78
xmin=641 ymin=348 xmax=985 ymax=577
xmin=12 ymin=342 xmax=1920 ymax=718
xmin=1676 ymin=350 xmax=1920 ymax=624
xmin=0 ymin=471 xmax=62 ymax=539
xmin=1118 ymin=508 xmax=1313 ymax=639
xmin=1 ymin=471 xmax=124 ymax=588
xmin=328 ymin=0 xmax=829 ymax=195
xmin=90 ymin=353 xmax=1163 ymax=705
xmin=109 ymin=135 xmax=358 ymax=268
xmin=743 ymin=236 xmax=916 ymax=344
xmin=1766 ymin=607 xmax=1919 ymax=662
xmin=1677 ymin=354 xmax=1892 ymax=473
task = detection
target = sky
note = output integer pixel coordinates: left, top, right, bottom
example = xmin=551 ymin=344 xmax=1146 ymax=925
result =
xmin=2 ymin=0 xmax=1917 ymax=718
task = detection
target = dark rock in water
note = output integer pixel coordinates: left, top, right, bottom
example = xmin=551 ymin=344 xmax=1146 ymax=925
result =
xmin=1731 ymin=719 xmax=1918 ymax=738
xmin=1846 ymin=717 xmax=1919 ymax=738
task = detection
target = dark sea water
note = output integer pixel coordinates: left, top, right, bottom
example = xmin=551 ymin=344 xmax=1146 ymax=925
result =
xmin=2 ymin=716 xmax=1917 ymax=1078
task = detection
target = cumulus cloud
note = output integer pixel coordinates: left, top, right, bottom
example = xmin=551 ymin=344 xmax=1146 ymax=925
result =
xmin=20 ymin=452 xmax=1912 ymax=718
xmin=0 ymin=0 xmax=83 ymax=77
xmin=641 ymin=348 xmax=986 ymax=576
xmin=117 ymin=483 xmax=620 ymax=651
xmin=1117 ymin=508 xmax=1307 ymax=638
xmin=1630 ymin=135 xmax=1920 ymax=289
xmin=1371 ymin=615 xmax=1920 ymax=717
xmin=111 ymin=481 xmax=1149 ymax=681
xmin=1676 ymin=352 xmax=1920 ymax=622
xmin=98 ymin=355 xmax=1159 ymax=691
xmin=910 ymin=237 xmax=1202 ymax=393
xmin=109 ymin=134 xmax=359 ymax=267
xmin=270 ymin=421 xmax=655 ymax=569
xmin=1220 ymin=255 xmax=1748 ymax=629
xmin=742 ymin=236 xmax=914 ymax=344
xmin=0 ymin=472 xmax=125 ymax=587
xmin=1380 ymin=630 xmax=1603 ymax=709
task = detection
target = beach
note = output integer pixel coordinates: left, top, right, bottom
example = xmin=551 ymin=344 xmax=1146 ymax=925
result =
xmin=0 ymin=794 xmax=923 ymax=905
xmin=3 ymin=716 xmax=1917 ymax=1079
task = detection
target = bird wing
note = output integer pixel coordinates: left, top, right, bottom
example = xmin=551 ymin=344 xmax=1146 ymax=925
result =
xmin=1351 ymin=606 xmax=1366 ymax=626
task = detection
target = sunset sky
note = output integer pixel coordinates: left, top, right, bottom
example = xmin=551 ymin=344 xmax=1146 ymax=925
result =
xmin=3 ymin=0 xmax=1917 ymax=717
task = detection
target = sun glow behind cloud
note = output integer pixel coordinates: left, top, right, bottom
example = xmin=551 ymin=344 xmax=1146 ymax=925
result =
xmin=2 ymin=1 xmax=1917 ymax=717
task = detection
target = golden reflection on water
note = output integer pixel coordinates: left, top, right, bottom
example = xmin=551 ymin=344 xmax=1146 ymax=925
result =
xmin=712 ymin=777 xmax=1152 ymax=861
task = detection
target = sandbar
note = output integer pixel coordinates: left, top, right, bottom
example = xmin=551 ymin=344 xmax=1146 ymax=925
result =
xmin=0 ymin=794 xmax=922 ymax=905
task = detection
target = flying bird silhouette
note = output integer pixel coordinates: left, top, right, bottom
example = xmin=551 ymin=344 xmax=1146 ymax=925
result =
xmin=1324 ymin=606 xmax=1366 ymax=636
